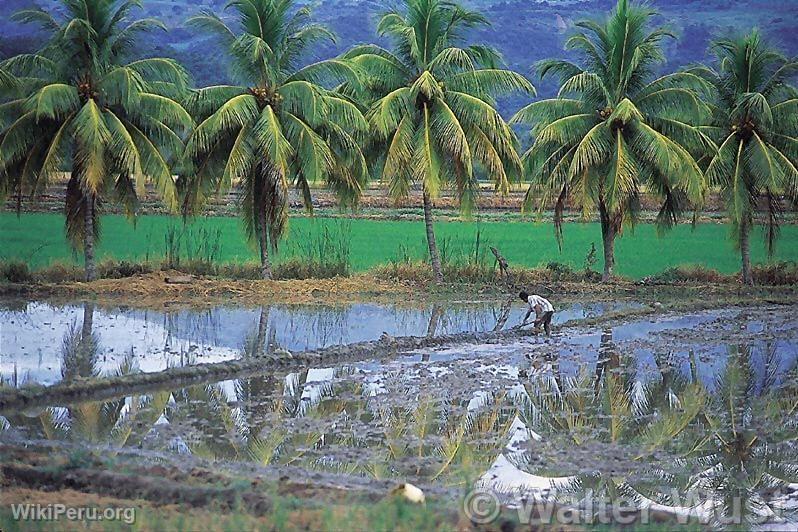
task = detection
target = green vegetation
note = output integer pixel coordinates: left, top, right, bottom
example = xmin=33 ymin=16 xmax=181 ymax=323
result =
xmin=511 ymin=0 xmax=709 ymax=282
xmin=346 ymin=0 xmax=533 ymax=283
xmin=700 ymin=32 xmax=798 ymax=285
xmin=0 ymin=0 xmax=795 ymax=286
xmin=0 ymin=0 xmax=192 ymax=281
xmin=182 ymin=0 xmax=367 ymax=280
xmin=0 ymin=493 xmax=458 ymax=531
xmin=2 ymin=212 xmax=797 ymax=279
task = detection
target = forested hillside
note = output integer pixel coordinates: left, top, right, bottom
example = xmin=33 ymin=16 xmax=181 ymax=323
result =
xmin=2 ymin=0 xmax=797 ymax=110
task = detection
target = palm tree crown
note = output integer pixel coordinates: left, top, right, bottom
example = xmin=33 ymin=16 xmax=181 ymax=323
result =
xmin=700 ymin=31 xmax=798 ymax=285
xmin=511 ymin=0 xmax=710 ymax=281
xmin=0 ymin=0 xmax=192 ymax=281
xmin=344 ymin=0 xmax=534 ymax=282
xmin=183 ymin=0 xmax=369 ymax=279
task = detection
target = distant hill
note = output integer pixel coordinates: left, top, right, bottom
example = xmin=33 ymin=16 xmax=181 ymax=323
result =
xmin=2 ymin=0 xmax=797 ymax=116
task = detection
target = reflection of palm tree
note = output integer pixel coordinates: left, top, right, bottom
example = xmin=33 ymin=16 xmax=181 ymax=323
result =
xmin=677 ymin=345 xmax=798 ymax=525
xmin=236 ymin=306 xmax=280 ymax=453
xmin=245 ymin=366 xmax=359 ymax=467
xmin=368 ymin=391 xmax=513 ymax=484
xmin=7 ymin=303 xmax=183 ymax=449
xmin=516 ymin=331 xmax=706 ymax=503
xmin=168 ymin=383 xmax=240 ymax=459
xmin=61 ymin=302 xmax=99 ymax=381
xmin=516 ymin=339 xmax=798 ymax=525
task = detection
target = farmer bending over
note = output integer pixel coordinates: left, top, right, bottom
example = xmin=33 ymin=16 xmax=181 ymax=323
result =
xmin=519 ymin=291 xmax=555 ymax=335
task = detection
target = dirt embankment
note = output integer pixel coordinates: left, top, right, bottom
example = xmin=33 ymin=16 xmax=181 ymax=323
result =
xmin=4 ymin=266 xmax=795 ymax=304
xmin=7 ymin=182 xmax=734 ymax=217
xmin=0 ymin=271 xmax=415 ymax=304
xmin=0 ymin=443 xmax=431 ymax=530
xmin=0 ymin=440 xmax=677 ymax=530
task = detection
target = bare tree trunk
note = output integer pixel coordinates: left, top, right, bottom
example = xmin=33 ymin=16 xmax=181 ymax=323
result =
xmin=740 ymin=217 xmax=753 ymax=286
xmin=258 ymin=207 xmax=273 ymax=280
xmin=492 ymin=298 xmax=513 ymax=332
xmin=84 ymin=193 xmax=96 ymax=282
xmin=422 ymin=191 xmax=443 ymax=284
xmin=426 ymin=304 xmax=443 ymax=337
xmin=599 ymin=202 xmax=615 ymax=283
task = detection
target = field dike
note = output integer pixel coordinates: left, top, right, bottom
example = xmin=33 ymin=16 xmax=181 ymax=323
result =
xmin=2 ymin=294 xmax=794 ymax=411
xmin=0 ymin=439 xmax=678 ymax=528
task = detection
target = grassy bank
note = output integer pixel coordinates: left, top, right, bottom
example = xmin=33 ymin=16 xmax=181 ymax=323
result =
xmin=2 ymin=212 xmax=798 ymax=279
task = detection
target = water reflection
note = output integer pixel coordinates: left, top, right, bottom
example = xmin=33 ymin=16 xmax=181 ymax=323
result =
xmin=2 ymin=306 xmax=796 ymax=527
xmin=515 ymin=338 xmax=798 ymax=526
xmin=61 ymin=302 xmax=100 ymax=381
xmin=0 ymin=298 xmax=642 ymax=386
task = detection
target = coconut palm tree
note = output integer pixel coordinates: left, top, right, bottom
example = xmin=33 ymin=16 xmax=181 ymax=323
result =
xmin=698 ymin=31 xmax=798 ymax=285
xmin=343 ymin=0 xmax=533 ymax=283
xmin=0 ymin=0 xmax=192 ymax=281
xmin=511 ymin=0 xmax=710 ymax=281
xmin=182 ymin=0 xmax=369 ymax=279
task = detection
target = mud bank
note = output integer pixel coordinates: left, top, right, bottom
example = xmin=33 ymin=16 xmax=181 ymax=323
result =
xmin=0 ymin=441 xmax=683 ymax=530
xmin=2 ymin=302 xmax=797 ymax=529
xmin=3 ymin=269 xmax=795 ymax=304
xmin=0 ymin=272 xmax=414 ymax=303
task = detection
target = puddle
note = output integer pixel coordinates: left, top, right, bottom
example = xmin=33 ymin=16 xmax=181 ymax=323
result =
xmin=2 ymin=304 xmax=796 ymax=528
xmin=0 ymin=298 xmax=641 ymax=387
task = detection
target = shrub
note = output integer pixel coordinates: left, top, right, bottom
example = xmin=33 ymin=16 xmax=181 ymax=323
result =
xmin=218 ymin=262 xmax=262 ymax=280
xmin=544 ymin=261 xmax=577 ymax=281
xmin=643 ymin=265 xmax=728 ymax=284
xmin=36 ymin=262 xmax=83 ymax=283
xmin=98 ymin=260 xmax=151 ymax=279
xmin=752 ymin=261 xmax=798 ymax=285
xmin=274 ymin=258 xmax=349 ymax=279
xmin=583 ymin=243 xmax=598 ymax=276
xmin=173 ymin=259 xmax=218 ymax=277
xmin=372 ymin=260 xmax=433 ymax=284
xmin=0 ymin=261 xmax=31 ymax=283
xmin=278 ymin=221 xmax=352 ymax=279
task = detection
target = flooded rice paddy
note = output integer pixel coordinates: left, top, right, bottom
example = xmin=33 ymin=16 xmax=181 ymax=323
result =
xmin=1 ymin=299 xmax=797 ymax=528
xmin=0 ymin=298 xmax=640 ymax=387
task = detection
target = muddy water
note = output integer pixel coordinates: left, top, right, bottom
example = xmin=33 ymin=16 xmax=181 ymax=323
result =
xmin=2 ymin=304 xmax=797 ymax=527
xmin=0 ymin=298 xmax=640 ymax=387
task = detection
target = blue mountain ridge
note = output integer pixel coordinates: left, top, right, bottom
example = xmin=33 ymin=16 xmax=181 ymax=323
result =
xmin=2 ymin=0 xmax=797 ymax=111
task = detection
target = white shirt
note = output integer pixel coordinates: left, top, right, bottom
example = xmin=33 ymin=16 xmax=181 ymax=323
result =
xmin=527 ymin=295 xmax=554 ymax=313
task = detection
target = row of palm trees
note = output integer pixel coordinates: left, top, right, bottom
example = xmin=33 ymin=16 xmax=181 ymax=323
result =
xmin=0 ymin=0 xmax=796 ymax=284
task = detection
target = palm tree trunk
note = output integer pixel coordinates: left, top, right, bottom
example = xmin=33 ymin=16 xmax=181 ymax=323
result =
xmin=740 ymin=217 xmax=753 ymax=285
xmin=258 ymin=207 xmax=273 ymax=280
xmin=599 ymin=202 xmax=615 ymax=282
xmin=422 ymin=191 xmax=443 ymax=283
xmin=84 ymin=193 xmax=96 ymax=282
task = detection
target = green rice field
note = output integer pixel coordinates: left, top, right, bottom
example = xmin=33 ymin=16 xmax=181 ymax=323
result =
xmin=1 ymin=212 xmax=797 ymax=278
